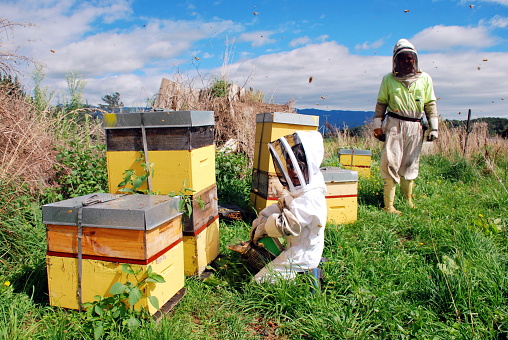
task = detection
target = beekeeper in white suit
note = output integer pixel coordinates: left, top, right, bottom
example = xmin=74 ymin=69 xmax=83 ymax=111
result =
xmin=250 ymin=130 xmax=328 ymax=283
xmin=373 ymin=38 xmax=439 ymax=214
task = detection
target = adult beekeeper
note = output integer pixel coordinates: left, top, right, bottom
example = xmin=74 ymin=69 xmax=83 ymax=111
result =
xmin=373 ymin=38 xmax=439 ymax=214
xmin=250 ymin=130 xmax=327 ymax=283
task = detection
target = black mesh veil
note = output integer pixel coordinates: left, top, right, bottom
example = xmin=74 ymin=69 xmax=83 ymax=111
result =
xmin=268 ymin=133 xmax=309 ymax=192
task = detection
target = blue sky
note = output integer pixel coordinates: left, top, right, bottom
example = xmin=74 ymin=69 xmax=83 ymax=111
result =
xmin=2 ymin=0 xmax=508 ymax=119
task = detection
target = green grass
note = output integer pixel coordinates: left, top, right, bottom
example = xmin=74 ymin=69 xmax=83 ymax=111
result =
xmin=1 ymin=151 xmax=507 ymax=339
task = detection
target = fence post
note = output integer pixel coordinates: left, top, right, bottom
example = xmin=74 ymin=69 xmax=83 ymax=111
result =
xmin=463 ymin=109 xmax=472 ymax=156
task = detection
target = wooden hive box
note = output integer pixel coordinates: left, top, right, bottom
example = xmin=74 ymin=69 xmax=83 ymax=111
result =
xmin=43 ymin=193 xmax=182 ymax=261
xmin=251 ymin=112 xmax=319 ymax=213
xmin=42 ymin=193 xmax=185 ymax=314
xmin=46 ymin=241 xmax=184 ymax=315
xmin=182 ymin=184 xmax=219 ymax=234
xmin=339 ymin=149 xmax=372 ymax=177
xmin=104 ymin=111 xmax=216 ymax=195
xmin=249 ymin=169 xmax=287 ymax=214
xmin=183 ymin=217 xmax=220 ymax=276
xmin=253 ymin=112 xmax=319 ymax=174
xmin=321 ymin=167 xmax=358 ymax=224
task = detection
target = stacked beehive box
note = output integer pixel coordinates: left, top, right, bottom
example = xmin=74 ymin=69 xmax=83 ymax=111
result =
xmin=104 ymin=111 xmax=219 ymax=276
xmin=250 ymin=112 xmax=320 ymax=213
xmin=43 ymin=193 xmax=184 ymax=315
xmin=320 ymin=167 xmax=358 ymax=224
xmin=339 ymin=149 xmax=372 ymax=177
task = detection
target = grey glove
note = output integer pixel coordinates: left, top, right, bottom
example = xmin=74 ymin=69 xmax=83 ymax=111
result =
xmin=250 ymin=203 xmax=282 ymax=245
xmin=428 ymin=117 xmax=439 ymax=141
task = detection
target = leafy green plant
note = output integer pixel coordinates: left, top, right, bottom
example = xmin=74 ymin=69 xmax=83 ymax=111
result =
xmin=169 ymin=185 xmax=205 ymax=217
xmin=215 ymin=150 xmax=251 ymax=209
xmin=117 ymin=152 xmax=154 ymax=194
xmin=82 ymin=264 xmax=165 ymax=339
xmin=470 ymin=214 xmax=504 ymax=236
xmin=42 ymin=141 xmax=108 ymax=204
xmin=209 ymin=78 xmax=231 ymax=98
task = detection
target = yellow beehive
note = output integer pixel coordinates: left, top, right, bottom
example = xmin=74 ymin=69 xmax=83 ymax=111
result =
xmin=182 ymin=217 xmax=220 ymax=276
xmin=106 ymin=146 xmax=215 ymax=195
xmin=181 ymin=184 xmax=218 ymax=234
xmin=321 ymin=167 xmax=358 ymax=224
xmin=42 ymin=193 xmax=185 ymax=315
xmin=339 ymin=149 xmax=372 ymax=177
xmin=249 ymin=192 xmax=279 ymax=214
xmin=251 ymin=112 xmax=319 ymax=212
xmin=252 ymin=112 xmax=319 ymax=173
xmin=104 ymin=111 xmax=220 ymax=277
xmin=104 ymin=111 xmax=216 ymax=195
xmin=46 ymin=241 xmax=184 ymax=315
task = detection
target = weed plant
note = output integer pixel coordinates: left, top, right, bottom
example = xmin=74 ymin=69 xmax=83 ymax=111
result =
xmin=215 ymin=150 xmax=252 ymax=210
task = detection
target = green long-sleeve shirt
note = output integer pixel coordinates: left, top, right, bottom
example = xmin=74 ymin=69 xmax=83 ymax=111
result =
xmin=375 ymin=72 xmax=437 ymax=120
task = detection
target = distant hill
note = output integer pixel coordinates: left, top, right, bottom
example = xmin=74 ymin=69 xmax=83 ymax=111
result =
xmin=296 ymin=109 xmax=508 ymax=137
xmin=295 ymin=108 xmax=374 ymax=132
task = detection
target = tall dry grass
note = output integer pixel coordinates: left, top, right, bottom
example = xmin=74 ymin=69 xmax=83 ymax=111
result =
xmin=152 ymin=76 xmax=295 ymax=166
xmin=323 ymin=122 xmax=383 ymax=162
xmin=432 ymin=120 xmax=508 ymax=160
xmin=0 ymin=85 xmax=56 ymax=194
xmin=325 ymin=118 xmax=508 ymax=192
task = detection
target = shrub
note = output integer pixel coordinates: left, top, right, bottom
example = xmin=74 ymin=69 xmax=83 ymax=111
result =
xmin=215 ymin=150 xmax=252 ymax=210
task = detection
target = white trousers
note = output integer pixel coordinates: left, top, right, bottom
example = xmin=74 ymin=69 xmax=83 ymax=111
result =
xmin=380 ymin=116 xmax=423 ymax=182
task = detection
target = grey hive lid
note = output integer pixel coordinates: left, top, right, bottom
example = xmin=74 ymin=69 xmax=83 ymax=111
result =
xmin=103 ymin=111 xmax=214 ymax=129
xmin=339 ymin=149 xmax=372 ymax=156
xmin=320 ymin=167 xmax=358 ymax=182
xmin=256 ymin=112 xmax=319 ymax=126
xmin=42 ymin=193 xmax=181 ymax=230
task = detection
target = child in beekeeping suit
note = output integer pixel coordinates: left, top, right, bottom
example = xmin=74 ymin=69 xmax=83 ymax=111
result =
xmin=250 ymin=130 xmax=328 ymax=283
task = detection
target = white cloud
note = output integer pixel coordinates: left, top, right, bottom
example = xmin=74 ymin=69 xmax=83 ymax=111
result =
xmin=355 ymin=37 xmax=389 ymax=51
xmin=478 ymin=0 xmax=508 ymax=5
xmin=411 ymin=25 xmax=497 ymax=51
xmin=237 ymin=31 xmax=276 ymax=47
xmin=488 ymin=15 xmax=508 ymax=28
xmin=289 ymin=36 xmax=311 ymax=47
xmin=3 ymin=0 xmax=507 ymax=120
xmin=224 ymin=41 xmax=508 ymax=119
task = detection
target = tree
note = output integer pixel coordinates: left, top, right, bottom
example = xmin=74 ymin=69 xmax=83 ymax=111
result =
xmin=0 ymin=74 xmax=24 ymax=96
xmin=99 ymin=92 xmax=123 ymax=112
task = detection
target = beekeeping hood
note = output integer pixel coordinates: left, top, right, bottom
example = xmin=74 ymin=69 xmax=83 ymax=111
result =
xmin=268 ymin=131 xmax=326 ymax=196
xmin=392 ymin=38 xmax=421 ymax=86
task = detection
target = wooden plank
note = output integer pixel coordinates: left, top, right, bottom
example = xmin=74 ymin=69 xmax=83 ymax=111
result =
xmin=46 ymin=216 xmax=182 ymax=260
xmin=251 ymin=170 xmax=287 ymax=200
xmin=152 ymin=288 xmax=186 ymax=322
xmin=106 ymin=129 xmax=143 ymax=151
xmin=182 ymin=184 xmax=219 ymax=233
xmin=106 ymin=126 xmax=214 ymax=151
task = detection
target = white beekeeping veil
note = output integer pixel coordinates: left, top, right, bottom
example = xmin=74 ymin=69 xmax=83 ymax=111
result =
xmin=268 ymin=131 xmax=326 ymax=196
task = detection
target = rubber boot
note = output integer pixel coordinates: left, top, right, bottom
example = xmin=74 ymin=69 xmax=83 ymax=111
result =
xmin=400 ymin=177 xmax=415 ymax=208
xmin=383 ymin=178 xmax=401 ymax=215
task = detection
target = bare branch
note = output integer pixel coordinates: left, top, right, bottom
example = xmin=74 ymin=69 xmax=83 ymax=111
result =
xmin=0 ymin=18 xmax=35 ymax=76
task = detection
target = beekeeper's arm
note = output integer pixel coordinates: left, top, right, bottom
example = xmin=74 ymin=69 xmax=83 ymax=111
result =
xmin=250 ymin=196 xmax=302 ymax=244
xmin=250 ymin=202 xmax=282 ymax=244
xmin=425 ymin=101 xmax=438 ymax=141
xmin=424 ymin=76 xmax=439 ymax=141
xmin=373 ymin=77 xmax=389 ymax=141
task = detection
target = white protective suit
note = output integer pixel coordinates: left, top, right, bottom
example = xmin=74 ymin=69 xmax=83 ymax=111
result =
xmin=374 ymin=39 xmax=438 ymax=182
xmin=252 ymin=131 xmax=328 ymax=283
